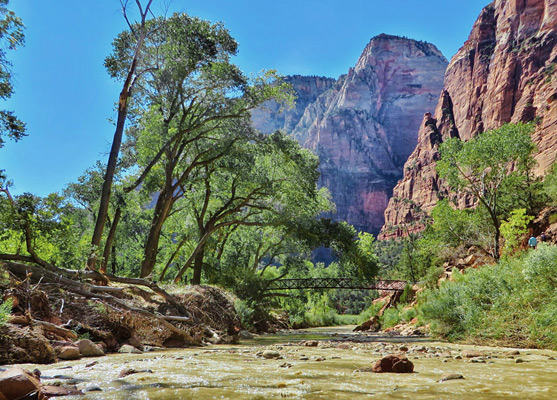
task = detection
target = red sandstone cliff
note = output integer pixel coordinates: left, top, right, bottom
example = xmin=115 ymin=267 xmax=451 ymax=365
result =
xmin=380 ymin=0 xmax=557 ymax=239
xmin=258 ymin=35 xmax=447 ymax=233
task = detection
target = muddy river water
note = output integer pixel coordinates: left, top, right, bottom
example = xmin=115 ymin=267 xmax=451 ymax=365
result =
xmin=12 ymin=326 xmax=557 ymax=399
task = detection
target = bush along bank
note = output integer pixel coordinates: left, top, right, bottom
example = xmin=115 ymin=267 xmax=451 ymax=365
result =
xmin=417 ymin=243 xmax=557 ymax=349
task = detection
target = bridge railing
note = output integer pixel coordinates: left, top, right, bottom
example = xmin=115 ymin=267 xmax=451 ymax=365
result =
xmin=264 ymin=278 xmax=408 ymax=291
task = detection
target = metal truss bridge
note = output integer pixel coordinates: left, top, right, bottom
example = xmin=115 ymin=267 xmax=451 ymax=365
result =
xmin=263 ymin=278 xmax=408 ymax=291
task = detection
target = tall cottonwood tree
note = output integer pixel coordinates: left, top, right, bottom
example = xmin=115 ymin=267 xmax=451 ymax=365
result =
xmin=88 ymin=0 xmax=153 ymax=270
xmin=106 ymin=13 xmax=293 ymax=278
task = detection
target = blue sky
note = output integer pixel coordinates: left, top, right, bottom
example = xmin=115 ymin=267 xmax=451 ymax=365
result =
xmin=3 ymin=0 xmax=490 ymax=196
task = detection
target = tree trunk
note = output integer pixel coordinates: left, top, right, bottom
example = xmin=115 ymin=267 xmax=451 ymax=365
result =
xmin=191 ymin=247 xmax=205 ymax=285
xmin=100 ymin=206 xmax=121 ymax=274
xmin=141 ymin=188 xmax=174 ymax=278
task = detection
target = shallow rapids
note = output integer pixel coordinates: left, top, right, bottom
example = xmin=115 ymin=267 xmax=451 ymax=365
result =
xmin=8 ymin=326 xmax=557 ymax=399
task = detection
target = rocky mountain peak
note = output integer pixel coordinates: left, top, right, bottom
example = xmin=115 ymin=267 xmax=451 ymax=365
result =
xmin=253 ymin=35 xmax=448 ymax=234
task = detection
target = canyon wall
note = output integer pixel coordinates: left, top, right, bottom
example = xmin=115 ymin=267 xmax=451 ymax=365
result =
xmin=253 ymin=35 xmax=448 ymax=233
xmin=380 ymin=0 xmax=557 ymax=239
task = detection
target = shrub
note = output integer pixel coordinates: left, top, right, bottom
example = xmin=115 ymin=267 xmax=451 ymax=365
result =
xmin=0 ymin=298 xmax=13 ymax=327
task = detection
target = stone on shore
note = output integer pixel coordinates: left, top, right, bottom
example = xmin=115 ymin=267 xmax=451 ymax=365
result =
xmin=57 ymin=345 xmax=81 ymax=360
xmin=118 ymin=344 xmax=143 ymax=354
xmin=76 ymin=339 xmax=105 ymax=357
xmin=0 ymin=366 xmax=41 ymax=400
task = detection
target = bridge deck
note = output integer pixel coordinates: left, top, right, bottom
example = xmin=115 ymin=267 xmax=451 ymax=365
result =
xmin=264 ymin=278 xmax=407 ymax=291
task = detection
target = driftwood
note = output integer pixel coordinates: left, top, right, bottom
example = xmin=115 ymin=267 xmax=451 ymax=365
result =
xmin=8 ymin=315 xmax=78 ymax=340
xmin=161 ymin=315 xmax=190 ymax=322
xmin=2 ymin=261 xmax=201 ymax=346
xmin=89 ymin=285 xmax=124 ymax=294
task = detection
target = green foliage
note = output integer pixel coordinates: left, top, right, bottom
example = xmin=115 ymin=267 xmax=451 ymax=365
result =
xmin=418 ymin=244 xmax=557 ymax=347
xmin=0 ymin=0 xmax=26 ymax=147
xmin=500 ymin=209 xmax=533 ymax=255
xmin=0 ymin=297 xmax=12 ymax=327
xmin=234 ymin=299 xmax=255 ymax=330
xmin=543 ymin=163 xmax=557 ymax=206
xmin=437 ymin=122 xmax=538 ymax=259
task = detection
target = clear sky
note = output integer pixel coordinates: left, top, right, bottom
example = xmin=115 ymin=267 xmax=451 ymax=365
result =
xmin=2 ymin=0 xmax=490 ymax=196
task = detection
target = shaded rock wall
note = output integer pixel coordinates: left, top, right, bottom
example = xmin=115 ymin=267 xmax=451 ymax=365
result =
xmin=381 ymin=0 xmax=557 ymax=239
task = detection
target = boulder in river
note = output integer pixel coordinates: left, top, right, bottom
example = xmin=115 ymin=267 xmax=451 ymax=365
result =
xmin=372 ymin=354 xmax=414 ymax=373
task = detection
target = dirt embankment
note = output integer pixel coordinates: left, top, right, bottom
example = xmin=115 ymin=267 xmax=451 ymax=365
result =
xmin=0 ymin=261 xmax=241 ymax=365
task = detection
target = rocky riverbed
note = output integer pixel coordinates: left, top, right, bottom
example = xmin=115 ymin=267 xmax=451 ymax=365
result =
xmin=2 ymin=326 xmax=556 ymax=399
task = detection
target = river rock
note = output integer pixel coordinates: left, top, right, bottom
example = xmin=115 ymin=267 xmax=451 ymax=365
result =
xmin=262 ymin=350 xmax=281 ymax=359
xmin=41 ymin=385 xmax=83 ymax=397
xmin=76 ymin=339 xmax=105 ymax=357
xmin=303 ymin=340 xmax=319 ymax=347
xmin=0 ymin=367 xmax=41 ymax=400
xmin=469 ymin=357 xmax=486 ymax=363
xmin=440 ymin=373 xmax=465 ymax=382
xmin=372 ymin=354 xmax=414 ymax=373
xmin=57 ymin=346 xmax=81 ymax=360
xmin=118 ymin=368 xmax=153 ymax=378
xmin=239 ymin=330 xmax=255 ymax=340
xmin=505 ymin=350 xmax=520 ymax=356
xmin=461 ymin=350 xmax=484 ymax=358
xmin=118 ymin=344 xmax=142 ymax=354
xmin=84 ymin=385 xmax=103 ymax=392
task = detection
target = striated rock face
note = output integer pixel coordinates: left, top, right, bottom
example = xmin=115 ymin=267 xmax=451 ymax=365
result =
xmin=251 ymin=75 xmax=336 ymax=134
xmin=253 ymin=35 xmax=447 ymax=233
xmin=381 ymin=0 xmax=557 ymax=239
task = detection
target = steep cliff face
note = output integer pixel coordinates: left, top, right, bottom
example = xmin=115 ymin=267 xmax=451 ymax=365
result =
xmin=380 ymin=0 xmax=557 ymax=239
xmin=264 ymin=35 xmax=447 ymax=233
xmin=297 ymin=35 xmax=447 ymax=232
xmin=251 ymin=75 xmax=336 ymax=134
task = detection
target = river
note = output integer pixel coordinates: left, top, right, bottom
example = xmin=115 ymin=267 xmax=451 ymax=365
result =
xmin=9 ymin=326 xmax=557 ymax=399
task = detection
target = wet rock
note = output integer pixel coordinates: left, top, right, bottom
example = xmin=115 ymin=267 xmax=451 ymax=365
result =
xmin=262 ymin=350 xmax=281 ymax=359
xmin=118 ymin=368 xmax=153 ymax=378
xmin=505 ymin=350 xmax=520 ymax=356
xmin=0 ymin=367 xmax=41 ymax=400
xmin=118 ymin=344 xmax=142 ymax=354
xmin=440 ymin=373 xmax=465 ymax=382
xmin=76 ymin=339 xmax=105 ymax=357
xmin=461 ymin=350 xmax=484 ymax=358
xmin=57 ymin=346 xmax=81 ymax=360
xmin=469 ymin=357 xmax=486 ymax=363
xmin=84 ymin=385 xmax=103 ymax=392
xmin=303 ymin=340 xmax=319 ymax=347
xmin=85 ymin=361 xmax=98 ymax=368
xmin=372 ymin=354 xmax=414 ymax=373
xmin=515 ymin=358 xmax=525 ymax=363
xmin=239 ymin=330 xmax=255 ymax=340
xmin=399 ymin=345 xmax=409 ymax=352
xmin=454 ymin=355 xmax=462 ymax=360
xmin=41 ymin=385 xmax=83 ymax=397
